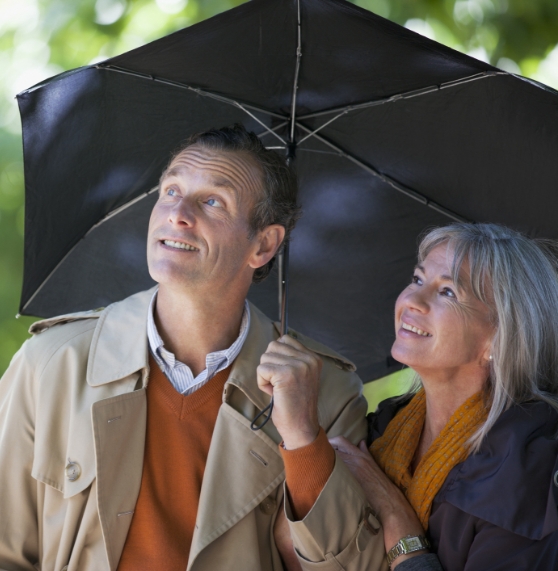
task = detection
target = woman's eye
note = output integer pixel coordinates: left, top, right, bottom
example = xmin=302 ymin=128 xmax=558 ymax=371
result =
xmin=411 ymin=274 xmax=422 ymax=285
xmin=440 ymin=287 xmax=456 ymax=298
xmin=206 ymin=198 xmax=222 ymax=207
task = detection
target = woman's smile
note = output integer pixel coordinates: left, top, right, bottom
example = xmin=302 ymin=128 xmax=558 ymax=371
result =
xmin=399 ymin=320 xmax=432 ymax=337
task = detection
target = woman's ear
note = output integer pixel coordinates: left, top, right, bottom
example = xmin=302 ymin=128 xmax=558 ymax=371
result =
xmin=482 ymin=341 xmax=494 ymax=365
xmin=249 ymin=224 xmax=286 ymax=269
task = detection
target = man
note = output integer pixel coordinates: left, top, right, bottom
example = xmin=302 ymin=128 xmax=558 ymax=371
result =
xmin=0 ymin=125 xmax=386 ymax=571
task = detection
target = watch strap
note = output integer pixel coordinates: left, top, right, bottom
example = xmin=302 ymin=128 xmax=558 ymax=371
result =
xmin=386 ymin=534 xmax=430 ymax=566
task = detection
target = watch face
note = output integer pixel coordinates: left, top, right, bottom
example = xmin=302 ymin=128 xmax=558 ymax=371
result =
xmin=388 ymin=535 xmax=429 ymax=564
xmin=403 ymin=537 xmax=422 ymax=551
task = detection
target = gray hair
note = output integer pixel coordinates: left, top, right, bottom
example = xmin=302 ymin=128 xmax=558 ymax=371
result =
xmin=411 ymin=222 xmax=558 ymax=453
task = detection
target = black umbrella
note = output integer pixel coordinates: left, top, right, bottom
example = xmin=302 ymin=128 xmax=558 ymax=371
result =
xmin=17 ymin=0 xmax=558 ymax=383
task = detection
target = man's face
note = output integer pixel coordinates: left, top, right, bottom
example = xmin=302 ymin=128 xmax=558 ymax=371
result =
xmin=147 ymin=146 xmax=265 ymax=293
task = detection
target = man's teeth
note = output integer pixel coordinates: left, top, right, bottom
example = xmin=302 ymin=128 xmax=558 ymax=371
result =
xmin=164 ymin=240 xmax=198 ymax=251
xmin=402 ymin=322 xmax=431 ymax=337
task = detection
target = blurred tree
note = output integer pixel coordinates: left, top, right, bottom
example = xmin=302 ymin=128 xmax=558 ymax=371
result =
xmin=355 ymin=0 xmax=558 ymax=82
xmin=0 ymin=0 xmax=557 ymax=389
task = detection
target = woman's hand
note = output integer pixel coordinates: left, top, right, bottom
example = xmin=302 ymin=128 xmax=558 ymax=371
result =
xmin=330 ymin=436 xmax=428 ymax=568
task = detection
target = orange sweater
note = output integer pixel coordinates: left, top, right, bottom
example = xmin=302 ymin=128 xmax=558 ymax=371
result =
xmin=117 ymin=357 xmax=335 ymax=570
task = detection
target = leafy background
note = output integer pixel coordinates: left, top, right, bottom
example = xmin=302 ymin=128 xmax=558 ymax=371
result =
xmin=1 ymin=0 xmax=557 ymax=407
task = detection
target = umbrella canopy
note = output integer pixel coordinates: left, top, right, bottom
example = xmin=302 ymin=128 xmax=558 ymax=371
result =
xmin=17 ymin=0 xmax=558 ymax=382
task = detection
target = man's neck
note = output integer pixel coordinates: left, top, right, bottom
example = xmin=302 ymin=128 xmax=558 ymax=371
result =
xmin=154 ymin=285 xmax=248 ymax=377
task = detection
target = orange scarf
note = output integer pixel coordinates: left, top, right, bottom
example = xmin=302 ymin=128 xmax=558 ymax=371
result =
xmin=370 ymin=388 xmax=487 ymax=529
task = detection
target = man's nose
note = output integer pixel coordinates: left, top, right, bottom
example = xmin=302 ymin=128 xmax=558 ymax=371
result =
xmin=168 ymin=197 xmax=195 ymax=226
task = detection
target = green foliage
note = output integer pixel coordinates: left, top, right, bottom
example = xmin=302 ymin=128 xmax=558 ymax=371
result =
xmin=0 ymin=0 xmax=557 ymax=382
xmin=356 ymin=0 xmax=558 ymax=81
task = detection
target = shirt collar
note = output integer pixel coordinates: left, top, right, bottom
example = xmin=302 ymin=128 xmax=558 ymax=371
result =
xmin=146 ymin=290 xmax=251 ymax=377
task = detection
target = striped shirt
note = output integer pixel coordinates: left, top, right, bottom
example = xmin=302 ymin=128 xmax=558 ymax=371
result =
xmin=147 ymin=291 xmax=250 ymax=396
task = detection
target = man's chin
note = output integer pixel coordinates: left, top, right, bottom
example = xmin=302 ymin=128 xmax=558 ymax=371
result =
xmin=148 ymin=264 xmax=199 ymax=289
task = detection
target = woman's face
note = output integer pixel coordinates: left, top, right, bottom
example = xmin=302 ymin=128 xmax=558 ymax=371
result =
xmin=392 ymin=244 xmax=494 ymax=379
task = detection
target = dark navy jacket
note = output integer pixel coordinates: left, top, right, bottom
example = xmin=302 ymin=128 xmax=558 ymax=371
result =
xmin=368 ymin=398 xmax=558 ymax=570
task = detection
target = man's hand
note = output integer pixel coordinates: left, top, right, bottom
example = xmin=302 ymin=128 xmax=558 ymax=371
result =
xmin=257 ymin=335 xmax=322 ymax=449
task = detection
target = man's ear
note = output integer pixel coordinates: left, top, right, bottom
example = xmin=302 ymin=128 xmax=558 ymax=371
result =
xmin=249 ymin=225 xmax=286 ymax=269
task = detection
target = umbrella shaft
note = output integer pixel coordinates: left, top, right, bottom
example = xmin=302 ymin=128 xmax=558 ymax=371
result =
xmin=278 ymin=243 xmax=289 ymax=336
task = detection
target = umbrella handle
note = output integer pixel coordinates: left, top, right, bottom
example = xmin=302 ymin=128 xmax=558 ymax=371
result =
xmin=250 ymin=396 xmax=274 ymax=431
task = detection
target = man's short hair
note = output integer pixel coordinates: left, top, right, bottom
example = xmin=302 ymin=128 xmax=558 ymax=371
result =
xmin=163 ymin=124 xmax=301 ymax=283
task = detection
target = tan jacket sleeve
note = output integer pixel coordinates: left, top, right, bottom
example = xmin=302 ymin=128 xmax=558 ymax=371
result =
xmin=286 ymin=457 xmax=388 ymax=571
xmin=0 ymin=341 xmax=41 ymax=571
xmin=283 ymin=369 xmax=389 ymax=571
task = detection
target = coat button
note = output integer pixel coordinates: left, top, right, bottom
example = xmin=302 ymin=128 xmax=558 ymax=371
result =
xmin=554 ymin=470 xmax=558 ymax=487
xmin=259 ymin=495 xmax=277 ymax=515
xmin=65 ymin=460 xmax=81 ymax=482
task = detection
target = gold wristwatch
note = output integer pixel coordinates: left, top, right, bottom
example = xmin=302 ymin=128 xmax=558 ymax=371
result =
xmin=386 ymin=535 xmax=430 ymax=567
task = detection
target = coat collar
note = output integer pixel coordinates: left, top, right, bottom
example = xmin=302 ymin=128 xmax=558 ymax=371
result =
xmin=85 ymin=286 xmax=355 ymax=406
xmin=87 ymin=287 xmax=155 ymax=387
xmin=438 ymin=401 xmax=558 ymax=540
xmin=84 ymin=288 xmax=279 ymax=412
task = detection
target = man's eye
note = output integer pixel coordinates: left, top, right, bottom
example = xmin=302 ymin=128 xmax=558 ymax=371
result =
xmin=206 ymin=198 xmax=222 ymax=207
xmin=411 ymin=275 xmax=422 ymax=285
xmin=166 ymin=188 xmax=177 ymax=196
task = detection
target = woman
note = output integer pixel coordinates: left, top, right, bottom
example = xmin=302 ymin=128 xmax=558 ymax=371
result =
xmin=332 ymin=222 xmax=558 ymax=570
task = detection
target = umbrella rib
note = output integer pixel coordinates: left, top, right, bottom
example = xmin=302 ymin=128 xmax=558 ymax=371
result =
xmin=98 ymin=65 xmax=288 ymax=144
xmin=229 ymin=102 xmax=288 ymax=145
xmin=297 ymin=110 xmax=350 ymax=145
xmin=296 ymin=123 xmax=467 ymax=223
xmin=21 ymin=186 xmax=160 ymax=314
xmin=297 ymin=148 xmax=343 ymax=156
xmin=297 ymin=71 xmax=507 ymax=121
xmin=259 ymin=121 xmax=290 ymax=137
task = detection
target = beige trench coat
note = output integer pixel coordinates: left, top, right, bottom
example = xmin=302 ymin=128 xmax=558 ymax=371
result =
xmin=0 ymin=288 xmax=387 ymax=571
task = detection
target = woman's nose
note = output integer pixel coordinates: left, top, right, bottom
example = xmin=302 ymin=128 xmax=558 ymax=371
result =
xmin=401 ymin=287 xmax=430 ymax=313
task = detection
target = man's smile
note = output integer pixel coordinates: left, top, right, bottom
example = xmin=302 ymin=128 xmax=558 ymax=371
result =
xmin=161 ymin=239 xmax=200 ymax=252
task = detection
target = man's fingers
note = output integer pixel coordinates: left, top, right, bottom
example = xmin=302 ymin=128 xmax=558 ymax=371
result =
xmin=260 ymin=352 xmax=316 ymax=368
xmin=276 ymin=334 xmax=306 ymax=351
xmin=259 ymin=338 xmax=322 ymax=386
xmin=255 ymin=362 xmax=275 ymax=396
xmin=256 ymin=361 xmax=314 ymax=398
xmin=265 ymin=337 xmax=322 ymax=367
xmin=267 ymin=337 xmax=307 ymax=357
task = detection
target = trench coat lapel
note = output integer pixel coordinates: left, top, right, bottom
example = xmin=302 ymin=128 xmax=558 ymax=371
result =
xmin=188 ymin=403 xmax=285 ymax=568
xmin=92 ymin=389 xmax=148 ymax=570
xmin=188 ymin=303 xmax=284 ymax=569
xmin=87 ymin=288 xmax=154 ymax=570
